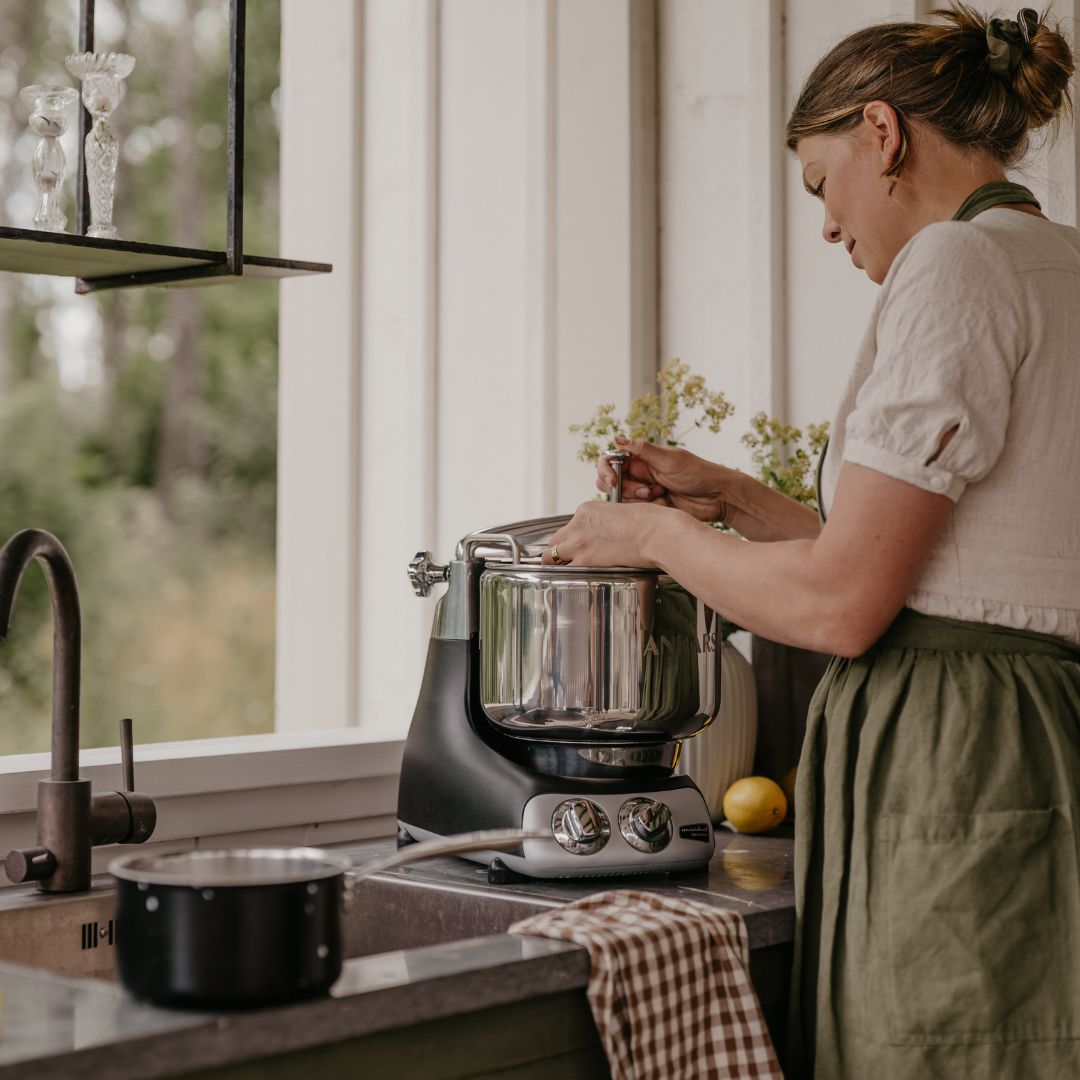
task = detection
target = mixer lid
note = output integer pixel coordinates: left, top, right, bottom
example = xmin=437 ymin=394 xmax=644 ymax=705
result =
xmin=455 ymin=515 xmax=570 ymax=562
xmin=454 ymin=514 xmax=663 ymax=575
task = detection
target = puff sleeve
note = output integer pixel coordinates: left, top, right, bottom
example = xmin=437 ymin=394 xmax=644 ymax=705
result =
xmin=843 ymin=221 xmax=1030 ymax=501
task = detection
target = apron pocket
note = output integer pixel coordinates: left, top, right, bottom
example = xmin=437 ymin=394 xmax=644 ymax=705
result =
xmin=878 ymin=808 xmax=1080 ymax=1045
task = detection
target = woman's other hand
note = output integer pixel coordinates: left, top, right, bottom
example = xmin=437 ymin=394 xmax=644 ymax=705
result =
xmin=596 ymin=437 xmax=735 ymax=524
xmin=596 ymin=436 xmax=822 ymax=543
xmin=542 ymin=500 xmax=676 ymax=569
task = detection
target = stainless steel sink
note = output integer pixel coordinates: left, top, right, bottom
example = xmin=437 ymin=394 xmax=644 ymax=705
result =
xmin=0 ymin=881 xmax=119 ymax=981
xmin=0 ymin=866 xmax=546 ymax=984
xmin=346 ymin=873 xmax=555 ymax=959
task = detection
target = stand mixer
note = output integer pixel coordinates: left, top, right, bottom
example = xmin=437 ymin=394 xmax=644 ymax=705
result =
xmin=397 ymin=454 xmax=720 ymax=880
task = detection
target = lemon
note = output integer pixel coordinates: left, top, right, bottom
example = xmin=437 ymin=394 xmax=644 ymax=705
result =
xmin=722 ymin=776 xmax=788 ymax=835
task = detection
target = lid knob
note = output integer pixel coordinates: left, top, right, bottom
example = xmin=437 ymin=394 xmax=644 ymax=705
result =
xmin=603 ymin=450 xmax=631 ymax=504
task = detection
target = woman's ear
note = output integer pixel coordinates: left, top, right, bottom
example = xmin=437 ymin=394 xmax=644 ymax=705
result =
xmin=861 ymin=100 xmax=903 ymax=172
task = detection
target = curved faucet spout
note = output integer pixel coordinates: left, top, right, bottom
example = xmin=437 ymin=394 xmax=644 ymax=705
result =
xmin=0 ymin=529 xmax=81 ymax=782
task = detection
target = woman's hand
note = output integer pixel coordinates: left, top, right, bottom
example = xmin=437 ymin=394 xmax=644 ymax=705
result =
xmin=541 ymin=500 xmax=680 ymax=569
xmin=596 ymin=437 xmax=737 ymax=524
xmin=598 ymin=436 xmax=822 ymax=543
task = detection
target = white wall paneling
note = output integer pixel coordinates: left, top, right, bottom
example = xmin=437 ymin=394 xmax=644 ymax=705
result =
xmin=354 ymin=0 xmax=442 ymax=728
xmin=552 ymin=0 xmax=660 ymax=509
xmin=277 ymin=0 xmax=1080 ymax=737
xmin=782 ymin=1 xmax=909 ymax=433
xmin=277 ymin=0 xmax=365 ymax=731
xmin=526 ymin=0 xmax=557 ymax=514
xmin=279 ymin=0 xmax=665 ymax=732
xmin=657 ymin=0 xmax=787 ymax=468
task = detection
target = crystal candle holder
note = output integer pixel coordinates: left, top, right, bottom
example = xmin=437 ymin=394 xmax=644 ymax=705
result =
xmin=20 ymin=85 xmax=79 ymax=232
xmin=64 ymin=51 xmax=136 ymax=240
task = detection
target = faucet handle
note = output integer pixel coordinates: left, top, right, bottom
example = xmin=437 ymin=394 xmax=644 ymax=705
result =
xmin=88 ymin=718 xmax=157 ymax=848
xmin=120 ymin=716 xmax=134 ymax=791
xmin=115 ymin=716 xmax=156 ymax=844
xmin=4 ymin=847 xmax=56 ymax=884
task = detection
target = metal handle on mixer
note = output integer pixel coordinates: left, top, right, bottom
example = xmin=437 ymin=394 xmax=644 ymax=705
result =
xmin=604 ymin=450 xmax=630 ymax=504
xmin=460 ymin=532 xmax=524 ymax=564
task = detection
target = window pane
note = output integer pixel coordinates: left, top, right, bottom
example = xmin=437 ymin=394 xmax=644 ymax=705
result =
xmin=0 ymin=0 xmax=280 ymax=753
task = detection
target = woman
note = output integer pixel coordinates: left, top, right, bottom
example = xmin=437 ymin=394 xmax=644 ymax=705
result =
xmin=543 ymin=5 xmax=1080 ymax=1078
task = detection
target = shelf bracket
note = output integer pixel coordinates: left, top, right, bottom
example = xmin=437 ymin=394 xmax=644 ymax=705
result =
xmin=69 ymin=0 xmax=250 ymax=289
xmin=75 ymin=0 xmax=94 ymax=238
xmin=227 ymin=0 xmax=246 ymax=276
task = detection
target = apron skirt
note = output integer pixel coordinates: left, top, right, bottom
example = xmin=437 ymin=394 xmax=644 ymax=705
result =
xmin=788 ymin=609 xmax=1080 ymax=1079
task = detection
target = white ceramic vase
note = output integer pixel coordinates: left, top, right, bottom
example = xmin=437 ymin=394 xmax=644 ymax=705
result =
xmin=678 ymin=640 xmax=758 ymax=822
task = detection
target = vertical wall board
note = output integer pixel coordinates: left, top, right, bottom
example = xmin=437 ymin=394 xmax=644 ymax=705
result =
xmin=525 ymin=0 xmax=558 ymax=515
xmin=657 ymin=0 xmax=763 ymax=471
xmin=277 ymin=0 xmax=364 ymax=729
xmin=746 ymin=0 xmax=789 ymax=435
xmin=355 ymin=0 xmax=442 ymax=724
xmin=783 ymin=3 xmax=902 ymax=433
xmin=553 ymin=0 xmax=659 ymax=509
xmin=628 ymin=0 xmax=659 ymax=404
xmin=436 ymin=0 xmax=536 ymax=548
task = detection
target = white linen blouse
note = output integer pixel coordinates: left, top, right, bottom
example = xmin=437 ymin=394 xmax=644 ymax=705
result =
xmin=819 ymin=207 xmax=1080 ymax=645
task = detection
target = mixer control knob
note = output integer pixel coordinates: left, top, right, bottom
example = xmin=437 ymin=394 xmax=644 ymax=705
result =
xmin=619 ymin=797 xmax=673 ymax=853
xmin=551 ymin=799 xmax=610 ymax=855
xmin=408 ymin=551 xmax=449 ymax=597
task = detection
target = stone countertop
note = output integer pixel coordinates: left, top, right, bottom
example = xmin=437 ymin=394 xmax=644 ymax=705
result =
xmin=336 ymin=826 xmax=795 ymax=951
xmin=0 ymin=827 xmax=794 ymax=1080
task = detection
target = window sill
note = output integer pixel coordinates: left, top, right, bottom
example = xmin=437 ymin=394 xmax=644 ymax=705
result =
xmin=0 ymin=728 xmax=406 ymax=882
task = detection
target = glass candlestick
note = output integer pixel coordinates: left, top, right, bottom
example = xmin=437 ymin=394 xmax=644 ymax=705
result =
xmin=64 ymin=51 xmax=135 ymax=240
xmin=20 ymin=85 xmax=79 ymax=233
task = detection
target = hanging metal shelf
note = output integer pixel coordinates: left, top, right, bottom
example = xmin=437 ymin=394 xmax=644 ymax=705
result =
xmin=2 ymin=0 xmax=331 ymax=293
xmin=0 ymin=226 xmax=330 ymax=293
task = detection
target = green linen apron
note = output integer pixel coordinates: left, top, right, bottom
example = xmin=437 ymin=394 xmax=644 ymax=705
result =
xmin=788 ymin=182 xmax=1080 ymax=1079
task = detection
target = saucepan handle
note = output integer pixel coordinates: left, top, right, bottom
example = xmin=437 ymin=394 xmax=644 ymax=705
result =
xmin=341 ymin=828 xmax=546 ymax=909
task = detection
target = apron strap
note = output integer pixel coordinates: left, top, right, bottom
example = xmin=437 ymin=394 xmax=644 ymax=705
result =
xmin=815 ymin=436 xmax=829 ymax=526
xmin=952 ymin=180 xmax=1040 ymax=222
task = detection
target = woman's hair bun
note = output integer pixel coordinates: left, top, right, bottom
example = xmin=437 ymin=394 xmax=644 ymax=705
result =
xmin=1010 ymin=12 xmax=1074 ymax=130
xmin=787 ymin=3 xmax=1074 ymax=169
xmin=938 ymin=4 xmax=1074 ymax=131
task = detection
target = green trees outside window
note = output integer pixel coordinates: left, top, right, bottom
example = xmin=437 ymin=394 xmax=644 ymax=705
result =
xmin=0 ymin=0 xmax=281 ymax=752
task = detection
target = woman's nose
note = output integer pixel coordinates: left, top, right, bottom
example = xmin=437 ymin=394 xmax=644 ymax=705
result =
xmin=822 ymin=214 xmax=842 ymax=244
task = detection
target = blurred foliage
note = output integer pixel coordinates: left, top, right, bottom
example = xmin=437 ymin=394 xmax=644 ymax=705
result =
xmin=570 ymin=359 xmax=736 ymax=464
xmin=741 ymin=414 xmax=831 ymax=512
xmin=570 ymin=359 xmax=829 ymax=512
xmin=0 ymin=0 xmax=281 ymax=752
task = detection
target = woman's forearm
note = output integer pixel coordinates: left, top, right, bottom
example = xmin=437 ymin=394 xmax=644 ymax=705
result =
xmin=642 ymin=511 xmax=854 ymax=654
xmin=638 ymin=461 xmax=954 ymax=657
xmin=722 ymin=469 xmax=822 ymax=542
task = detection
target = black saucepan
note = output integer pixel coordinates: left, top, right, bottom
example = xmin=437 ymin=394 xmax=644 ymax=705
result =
xmin=109 ymin=828 xmax=542 ymax=1009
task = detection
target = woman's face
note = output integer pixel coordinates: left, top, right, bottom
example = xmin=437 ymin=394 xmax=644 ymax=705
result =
xmin=796 ymin=107 xmax=912 ymax=285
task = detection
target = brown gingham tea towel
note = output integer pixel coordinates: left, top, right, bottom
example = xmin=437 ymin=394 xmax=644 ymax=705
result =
xmin=510 ymin=889 xmax=782 ymax=1080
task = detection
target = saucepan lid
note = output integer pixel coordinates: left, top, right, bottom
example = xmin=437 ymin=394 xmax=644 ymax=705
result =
xmin=110 ymin=830 xmax=547 ymax=889
xmin=110 ymin=848 xmax=352 ymax=888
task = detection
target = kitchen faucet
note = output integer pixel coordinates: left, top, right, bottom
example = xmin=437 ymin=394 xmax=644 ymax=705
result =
xmin=0 ymin=529 xmax=156 ymax=893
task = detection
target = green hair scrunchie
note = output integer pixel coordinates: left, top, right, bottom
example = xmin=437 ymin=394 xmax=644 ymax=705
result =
xmin=986 ymin=7 xmax=1039 ymax=78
